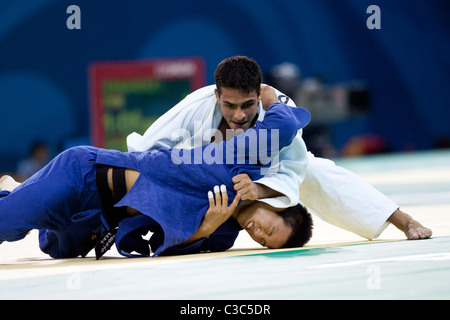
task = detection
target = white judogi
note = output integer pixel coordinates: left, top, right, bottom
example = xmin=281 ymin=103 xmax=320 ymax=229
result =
xmin=127 ymin=85 xmax=397 ymax=239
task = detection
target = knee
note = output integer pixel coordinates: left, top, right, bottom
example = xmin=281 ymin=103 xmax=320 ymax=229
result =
xmin=39 ymin=229 xmax=80 ymax=258
xmin=39 ymin=230 xmax=63 ymax=258
xmin=62 ymin=145 xmax=95 ymax=157
xmin=57 ymin=146 xmax=98 ymax=165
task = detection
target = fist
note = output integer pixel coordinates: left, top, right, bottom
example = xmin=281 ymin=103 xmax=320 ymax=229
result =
xmin=260 ymin=85 xmax=279 ymax=111
xmin=232 ymin=173 xmax=260 ymax=201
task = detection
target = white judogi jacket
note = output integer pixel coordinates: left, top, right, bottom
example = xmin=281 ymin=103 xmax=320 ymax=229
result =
xmin=127 ymin=85 xmax=397 ymax=240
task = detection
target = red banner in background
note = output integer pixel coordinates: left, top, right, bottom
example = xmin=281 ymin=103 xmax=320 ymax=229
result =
xmin=89 ymin=57 xmax=205 ymax=150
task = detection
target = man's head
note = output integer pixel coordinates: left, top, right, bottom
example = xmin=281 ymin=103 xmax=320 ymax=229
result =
xmin=235 ymin=201 xmax=313 ymax=249
xmin=214 ymin=56 xmax=262 ymax=131
xmin=215 ymin=56 xmax=262 ymax=96
xmin=278 ymin=204 xmax=314 ymax=248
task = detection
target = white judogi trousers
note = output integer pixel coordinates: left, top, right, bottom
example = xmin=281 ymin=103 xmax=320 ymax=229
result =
xmin=127 ymin=85 xmax=397 ymax=240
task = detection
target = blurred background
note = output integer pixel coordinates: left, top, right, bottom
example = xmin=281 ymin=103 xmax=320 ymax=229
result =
xmin=1 ymin=0 xmax=449 ymax=180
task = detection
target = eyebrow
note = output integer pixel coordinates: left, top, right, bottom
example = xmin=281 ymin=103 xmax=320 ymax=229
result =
xmin=223 ymin=99 xmax=256 ymax=107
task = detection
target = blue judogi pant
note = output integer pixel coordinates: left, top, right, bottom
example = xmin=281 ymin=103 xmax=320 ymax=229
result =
xmin=0 ymin=146 xmax=105 ymax=257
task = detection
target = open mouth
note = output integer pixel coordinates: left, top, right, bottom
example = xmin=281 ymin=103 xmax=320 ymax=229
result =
xmin=231 ymin=121 xmax=248 ymax=128
xmin=245 ymin=220 xmax=255 ymax=230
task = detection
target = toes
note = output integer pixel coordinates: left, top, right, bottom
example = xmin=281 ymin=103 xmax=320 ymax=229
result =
xmin=406 ymin=221 xmax=432 ymax=240
xmin=408 ymin=231 xmax=419 ymax=240
xmin=418 ymin=228 xmax=432 ymax=239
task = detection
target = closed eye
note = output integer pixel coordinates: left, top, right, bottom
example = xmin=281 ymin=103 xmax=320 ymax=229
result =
xmin=261 ymin=226 xmax=275 ymax=247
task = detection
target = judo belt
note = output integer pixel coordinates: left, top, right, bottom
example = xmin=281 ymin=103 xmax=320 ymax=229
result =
xmin=94 ymin=165 xmax=129 ymax=259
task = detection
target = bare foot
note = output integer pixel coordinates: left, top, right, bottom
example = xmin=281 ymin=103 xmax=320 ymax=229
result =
xmin=0 ymin=175 xmax=21 ymax=192
xmin=388 ymin=209 xmax=432 ymax=240
xmin=405 ymin=219 xmax=432 ymax=240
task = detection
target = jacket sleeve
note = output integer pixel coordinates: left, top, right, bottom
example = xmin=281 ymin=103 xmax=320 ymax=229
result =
xmin=252 ymin=87 xmax=310 ymax=208
xmin=157 ymin=218 xmax=241 ymax=256
xmin=254 ymin=133 xmax=309 ymax=208
xmin=221 ymin=101 xmax=311 ymax=208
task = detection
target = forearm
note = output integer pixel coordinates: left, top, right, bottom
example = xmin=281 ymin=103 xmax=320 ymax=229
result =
xmin=161 ymin=229 xmax=238 ymax=256
xmin=179 ymin=226 xmax=209 ymax=246
xmin=255 ymin=182 xmax=283 ymax=199
xmin=180 ymin=186 xmax=240 ymax=247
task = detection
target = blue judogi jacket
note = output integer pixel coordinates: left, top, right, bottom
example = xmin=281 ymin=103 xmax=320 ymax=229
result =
xmin=94 ymin=103 xmax=310 ymax=257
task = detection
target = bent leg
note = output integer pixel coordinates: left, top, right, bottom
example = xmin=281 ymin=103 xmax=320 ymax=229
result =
xmin=39 ymin=208 xmax=104 ymax=258
xmin=0 ymin=146 xmax=103 ymax=246
xmin=299 ymin=152 xmax=397 ymax=240
xmin=0 ymin=189 xmax=31 ymax=242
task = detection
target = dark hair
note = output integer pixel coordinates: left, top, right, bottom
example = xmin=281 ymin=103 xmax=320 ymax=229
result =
xmin=277 ymin=204 xmax=313 ymax=248
xmin=214 ymin=56 xmax=262 ymax=96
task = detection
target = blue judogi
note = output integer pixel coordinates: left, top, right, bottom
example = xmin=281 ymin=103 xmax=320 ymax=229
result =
xmin=0 ymin=103 xmax=310 ymax=258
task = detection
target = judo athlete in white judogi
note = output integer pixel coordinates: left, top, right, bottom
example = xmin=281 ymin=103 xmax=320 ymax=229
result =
xmin=127 ymin=56 xmax=432 ymax=241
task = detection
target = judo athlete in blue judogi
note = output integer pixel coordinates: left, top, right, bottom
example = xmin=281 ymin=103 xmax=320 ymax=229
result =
xmin=0 ymin=103 xmax=311 ymax=258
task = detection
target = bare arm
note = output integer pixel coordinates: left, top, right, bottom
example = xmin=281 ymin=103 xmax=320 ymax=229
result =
xmin=232 ymin=173 xmax=283 ymax=200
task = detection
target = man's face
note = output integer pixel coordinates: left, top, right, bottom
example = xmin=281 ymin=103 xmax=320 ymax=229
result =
xmin=215 ymin=87 xmax=260 ymax=131
xmin=235 ymin=201 xmax=292 ymax=249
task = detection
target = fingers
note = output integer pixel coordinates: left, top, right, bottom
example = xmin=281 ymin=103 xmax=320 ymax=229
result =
xmin=232 ymin=173 xmax=258 ymax=201
xmin=208 ymin=184 xmax=237 ymax=208
xmin=229 ymin=192 xmax=241 ymax=211
xmin=220 ymin=184 xmax=228 ymax=207
xmin=232 ymin=173 xmax=249 ymax=184
xmin=208 ymin=190 xmax=214 ymax=208
xmin=232 ymin=174 xmax=250 ymax=193
xmin=213 ymin=185 xmax=221 ymax=208
xmin=210 ymin=184 xmax=228 ymax=207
